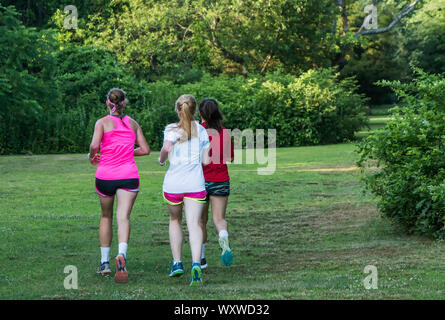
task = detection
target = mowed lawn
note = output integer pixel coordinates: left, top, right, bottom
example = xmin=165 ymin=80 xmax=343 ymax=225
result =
xmin=1 ymin=143 xmax=445 ymax=300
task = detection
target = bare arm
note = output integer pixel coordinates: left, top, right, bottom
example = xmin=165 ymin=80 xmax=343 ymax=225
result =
xmin=223 ymin=129 xmax=234 ymax=163
xmin=89 ymin=119 xmax=104 ymax=165
xmin=159 ymin=140 xmax=174 ymax=165
xmin=202 ymin=147 xmax=211 ymax=166
xmin=134 ymin=122 xmax=150 ymax=156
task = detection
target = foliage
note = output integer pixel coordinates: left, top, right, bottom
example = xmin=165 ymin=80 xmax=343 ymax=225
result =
xmin=52 ymin=44 xmax=180 ymax=152
xmin=4 ymin=0 xmax=445 ymax=105
xmin=398 ymin=0 xmax=445 ymax=75
xmin=3 ymin=1 xmax=443 ymax=154
xmin=0 ymin=5 xmax=61 ymax=154
xmin=179 ymin=69 xmax=368 ymax=147
xmin=338 ymin=0 xmax=445 ymax=105
xmin=0 ymin=5 xmax=368 ymax=155
xmin=357 ymin=69 xmax=445 ymax=238
xmin=50 ymin=0 xmax=337 ymax=80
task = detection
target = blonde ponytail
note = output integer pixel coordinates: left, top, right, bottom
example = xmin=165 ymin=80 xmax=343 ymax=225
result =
xmin=176 ymin=95 xmax=197 ymax=142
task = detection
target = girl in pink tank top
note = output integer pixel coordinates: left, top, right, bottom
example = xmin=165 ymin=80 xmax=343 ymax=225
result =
xmin=95 ymin=115 xmax=139 ymax=180
xmin=88 ymin=88 xmax=150 ymax=283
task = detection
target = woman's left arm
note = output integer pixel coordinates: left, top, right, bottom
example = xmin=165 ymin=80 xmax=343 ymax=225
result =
xmin=201 ymin=128 xmax=211 ymax=166
xmin=88 ymin=119 xmax=103 ymax=165
xmin=134 ymin=122 xmax=151 ymax=156
xmin=202 ymin=146 xmax=211 ymax=166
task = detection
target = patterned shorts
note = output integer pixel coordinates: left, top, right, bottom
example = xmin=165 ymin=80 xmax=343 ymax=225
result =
xmin=205 ymin=180 xmax=230 ymax=201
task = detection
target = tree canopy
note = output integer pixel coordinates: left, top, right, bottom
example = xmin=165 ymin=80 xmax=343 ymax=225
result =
xmin=1 ymin=0 xmax=444 ymax=153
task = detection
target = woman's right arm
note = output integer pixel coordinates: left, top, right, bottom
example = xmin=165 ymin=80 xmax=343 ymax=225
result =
xmin=159 ymin=125 xmax=176 ymax=166
xmin=159 ymin=140 xmax=173 ymax=165
xmin=89 ymin=119 xmax=104 ymax=166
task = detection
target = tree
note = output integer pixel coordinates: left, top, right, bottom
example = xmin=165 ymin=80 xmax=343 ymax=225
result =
xmin=52 ymin=0 xmax=338 ymax=78
xmin=398 ymin=0 xmax=445 ymax=74
xmin=331 ymin=0 xmax=422 ymax=71
xmin=0 ymin=5 xmax=61 ymax=154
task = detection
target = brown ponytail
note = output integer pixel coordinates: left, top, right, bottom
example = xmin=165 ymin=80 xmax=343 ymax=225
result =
xmin=107 ymin=88 xmax=128 ymax=127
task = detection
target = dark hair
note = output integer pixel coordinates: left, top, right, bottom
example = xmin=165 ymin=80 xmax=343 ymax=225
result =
xmin=107 ymin=88 xmax=127 ymax=115
xmin=107 ymin=88 xmax=129 ymax=127
xmin=199 ymin=98 xmax=223 ymax=131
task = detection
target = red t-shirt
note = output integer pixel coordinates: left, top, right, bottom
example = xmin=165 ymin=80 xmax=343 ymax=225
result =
xmin=201 ymin=122 xmax=234 ymax=182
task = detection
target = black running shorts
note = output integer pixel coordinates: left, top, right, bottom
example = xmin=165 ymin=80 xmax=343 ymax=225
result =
xmin=95 ymin=178 xmax=140 ymax=197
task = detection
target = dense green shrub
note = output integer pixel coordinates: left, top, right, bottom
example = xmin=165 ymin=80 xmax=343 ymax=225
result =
xmin=181 ymin=69 xmax=368 ymax=147
xmin=53 ymin=45 xmax=182 ymax=152
xmin=0 ymin=5 xmax=368 ymax=154
xmin=357 ymin=69 xmax=445 ymax=238
xmin=134 ymin=81 xmax=180 ymax=150
xmin=258 ymin=69 xmax=368 ymax=146
xmin=53 ymin=45 xmax=138 ymax=152
xmin=0 ymin=5 xmax=61 ymax=154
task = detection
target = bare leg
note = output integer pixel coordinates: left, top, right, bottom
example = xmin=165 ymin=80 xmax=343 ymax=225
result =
xmin=210 ymin=195 xmax=233 ymax=266
xmin=200 ymin=201 xmax=210 ymax=244
xmin=115 ymin=189 xmax=138 ymax=244
xmin=168 ymin=203 xmax=184 ymax=262
xmin=99 ymin=195 xmax=114 ymax=247
xmin=184 ymin=198 xmax=204 ymax=263
xmin=210 ymin=196 xmax=229 ymax=234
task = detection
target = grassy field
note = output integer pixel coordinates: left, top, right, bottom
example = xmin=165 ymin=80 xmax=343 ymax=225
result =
xmin=2 ymin=142 xmax=445 ymax=300
xmin=355 ymin=104 xmax=394 ymax=139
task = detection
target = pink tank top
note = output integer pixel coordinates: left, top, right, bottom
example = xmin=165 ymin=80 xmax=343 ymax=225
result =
xmin=95 ymin=115 xmax=139 ymax=180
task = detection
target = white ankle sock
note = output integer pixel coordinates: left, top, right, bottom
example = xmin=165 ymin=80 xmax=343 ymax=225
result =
xmin=201 ymin=243 xmax=206 ymax=259
xmin=219 ymin=230 xmax=229 ymax=239
xmin=100 ymin=247 xmax=110 ymax=263
xmin=118 ymin=242 xmax=128 ymax=257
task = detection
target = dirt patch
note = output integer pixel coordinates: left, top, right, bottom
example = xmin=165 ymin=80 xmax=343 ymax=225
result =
xmin=53 ymin=156 xmax=81 ymax=161
xmin=310 ymin=193 xmax=336 ymax=198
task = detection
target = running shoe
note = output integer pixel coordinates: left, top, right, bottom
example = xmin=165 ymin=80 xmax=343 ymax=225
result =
xmin=115 ymin=253 xmax=128 ymax=283
xmin=200 ymin=257 xmax=208 ymax=269
xmin=219 ymin=236 xmax=234 ymax=266
xmin=169 ymin=261 xmax=184 ymax=277
xmin=190 ymin=263 xmax=202 ymax=287
xmin=96 ymin=261 xmax=111 ymax=275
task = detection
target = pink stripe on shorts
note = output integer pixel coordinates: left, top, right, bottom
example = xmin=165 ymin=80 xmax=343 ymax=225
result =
xmin=163 ymin=190 xmax=207 ymax=205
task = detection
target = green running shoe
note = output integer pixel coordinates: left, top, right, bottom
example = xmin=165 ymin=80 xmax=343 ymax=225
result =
xmin=219 ymin=236 xmax=233 ymax=266
xmin=169 ymin=261 xmax=184 ymax=277
xmin=190 ymin=263 xmax=202 ymax=287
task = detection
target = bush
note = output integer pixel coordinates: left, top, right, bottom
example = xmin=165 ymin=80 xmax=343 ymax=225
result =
xmin=179 ymin=69 xmax=368 ymax=147
xmin=135 ymin=81 xmax=180 ymax=150
xmin=0 ymin=5 xmax=61 ymax=154
xmin=53 ymin=45 xmax=139 ymax=152
xmin=357 ymin=69 xmax=445 ymax=238
xmin=0 ymin=7 xmax=368 ymax=155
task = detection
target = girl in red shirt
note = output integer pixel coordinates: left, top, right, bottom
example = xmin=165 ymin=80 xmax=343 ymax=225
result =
xmin=198 ymin=98 xmax=234 ymax=268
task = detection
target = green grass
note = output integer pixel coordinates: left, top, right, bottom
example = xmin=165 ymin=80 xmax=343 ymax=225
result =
xmin=2 ymin=143 xmax=445 ymax=300
xmin=370 ymin=104 xmax=395 ymax=116
xmin=355 ymin=105 xmax=394 ymax=139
